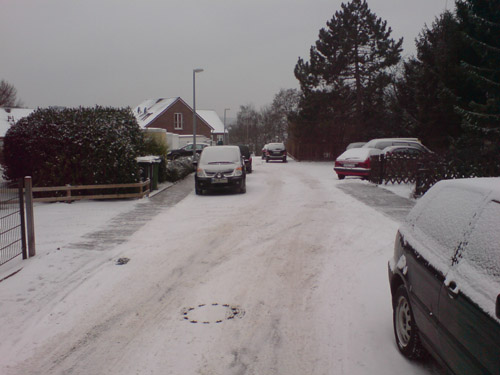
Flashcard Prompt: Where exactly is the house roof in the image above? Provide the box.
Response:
[0,108,35,137]
[132,97,180,128]
[133,97,219,133]
[196,110,226,134]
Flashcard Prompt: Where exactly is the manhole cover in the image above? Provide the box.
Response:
[181,303,245,324]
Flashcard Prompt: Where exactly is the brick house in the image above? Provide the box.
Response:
[133,97,214,141]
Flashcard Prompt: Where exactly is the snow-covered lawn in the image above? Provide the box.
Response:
[0,161,441,375]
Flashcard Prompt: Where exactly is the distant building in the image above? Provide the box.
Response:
[0,107,35,148]
[133,97,226,144]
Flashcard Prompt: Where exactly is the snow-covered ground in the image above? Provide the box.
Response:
[0,161,441,375]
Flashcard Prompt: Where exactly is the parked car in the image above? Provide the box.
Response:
[238,144,252,173]
[388,178,500,375]
[382,145,429,157]
[194,146,246,195]
[346,142,366,150]
[362,138,431,153]
[167,143,210,160]
[333,147,382,180]
[265,143,287,163]
[261,144,269,159]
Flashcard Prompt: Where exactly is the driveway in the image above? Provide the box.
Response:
[0,161,441,375]
[336,180,416,222]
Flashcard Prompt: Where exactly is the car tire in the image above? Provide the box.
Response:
[195,183,203,195]
[239,181,246,194]
[393,285,425,359]
[338,175,345,180]
[266,157,269,163]
[283,157,287,163]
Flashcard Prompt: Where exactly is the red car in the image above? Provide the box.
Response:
[333,148,381,180]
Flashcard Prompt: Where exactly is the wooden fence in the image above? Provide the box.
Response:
[30,179,151,203]
[287,140,344,161]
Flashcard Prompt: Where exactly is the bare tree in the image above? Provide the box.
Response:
[0,80,23,107]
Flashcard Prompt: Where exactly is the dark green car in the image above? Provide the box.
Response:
[388,178,500,374]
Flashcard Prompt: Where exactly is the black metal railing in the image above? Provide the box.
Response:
[369,152,500,197]
[0,179,27,266]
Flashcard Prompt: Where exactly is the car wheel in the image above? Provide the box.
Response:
[239,180,246,194]
[283,157,287,163]
[195,183,203,195]
[393,285,424,359]
[338,175,345,180]
[266,157,269,163]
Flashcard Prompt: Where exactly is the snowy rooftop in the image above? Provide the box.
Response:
[133,97,179,128]
[0,107,35,137]
[197,110,226,134]
[132,98,223,134]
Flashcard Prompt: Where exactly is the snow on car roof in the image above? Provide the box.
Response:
[336,147,381,160]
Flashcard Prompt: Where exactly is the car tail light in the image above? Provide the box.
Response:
[358,158,370,169]
[334,161,341,167]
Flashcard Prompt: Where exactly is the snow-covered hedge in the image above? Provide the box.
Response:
[165,157,194,182]
[2,106,145,186]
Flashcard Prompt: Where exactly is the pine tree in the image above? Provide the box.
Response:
[455,0,500,147]
[294,0,402,141]
[390,12,464,152]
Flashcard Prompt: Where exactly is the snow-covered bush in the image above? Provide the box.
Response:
[2,106,145,186]
[165,157,194,182]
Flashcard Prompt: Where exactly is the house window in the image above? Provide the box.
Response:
[174,113,183,130]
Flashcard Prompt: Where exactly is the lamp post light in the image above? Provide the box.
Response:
[223,108,230,145]
[192,68,204,159]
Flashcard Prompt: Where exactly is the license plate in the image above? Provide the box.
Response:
[212,178,228,184]
[344,163,356,168]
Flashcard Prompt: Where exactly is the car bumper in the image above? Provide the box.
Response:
[196,176,245,190]
[333,167,370,177]
[267,154,286,159]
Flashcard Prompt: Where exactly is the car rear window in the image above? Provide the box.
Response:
[268,143,285,150]
[200,147,240,163]
[409,186,485,266]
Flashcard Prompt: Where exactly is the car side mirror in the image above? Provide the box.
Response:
[496,294,500,319]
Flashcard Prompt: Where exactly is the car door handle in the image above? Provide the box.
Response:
[447,281,459,298]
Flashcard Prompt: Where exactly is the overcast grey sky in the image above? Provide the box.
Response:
[1,0,448,120]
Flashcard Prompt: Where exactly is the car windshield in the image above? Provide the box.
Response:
[200,147,240,164]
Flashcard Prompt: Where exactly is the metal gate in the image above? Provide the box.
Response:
[0,179,27,266]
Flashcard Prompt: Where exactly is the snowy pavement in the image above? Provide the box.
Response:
[0,160,443,375]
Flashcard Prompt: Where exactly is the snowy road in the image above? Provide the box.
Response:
[0,160,442,374]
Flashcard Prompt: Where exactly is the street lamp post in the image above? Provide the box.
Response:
[223,108,230,145]
[192,68,204,159]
